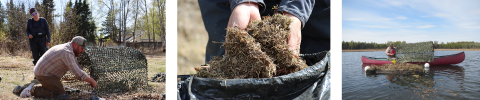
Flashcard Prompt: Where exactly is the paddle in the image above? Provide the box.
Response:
[395,41,435,63]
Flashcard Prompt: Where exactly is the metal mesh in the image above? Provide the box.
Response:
[61,47,148,94]
[396,41,434,63]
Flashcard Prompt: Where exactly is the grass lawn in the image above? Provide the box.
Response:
[0,52,166,99]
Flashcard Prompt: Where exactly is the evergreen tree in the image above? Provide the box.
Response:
[0,1,5,33]
[41,0,55,36]
[41,0,55,23]
[99,11,118,41]
[59,0,77,43]
[73,0,96,43]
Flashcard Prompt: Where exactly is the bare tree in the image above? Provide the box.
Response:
[143,0,150,44]
[132,0,139,47]
[156,0,165,49]
[121,0,130,46]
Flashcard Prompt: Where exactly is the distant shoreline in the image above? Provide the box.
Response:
[342,49,480,52]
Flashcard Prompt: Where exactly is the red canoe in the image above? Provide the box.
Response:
[361,52,465,65]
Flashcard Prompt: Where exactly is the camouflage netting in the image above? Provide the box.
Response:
[61,47,148,94]
[196,13,308,79]
[396,41,434,63]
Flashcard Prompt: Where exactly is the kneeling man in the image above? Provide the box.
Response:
[14,36,97,99]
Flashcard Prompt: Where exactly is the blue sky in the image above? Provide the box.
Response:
[0,0,101,26]
[343,0,480,43]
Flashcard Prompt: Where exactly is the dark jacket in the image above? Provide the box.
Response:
[26,17,51,43]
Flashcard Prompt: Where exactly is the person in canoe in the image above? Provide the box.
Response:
[385,43,397,61]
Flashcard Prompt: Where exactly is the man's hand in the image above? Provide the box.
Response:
[46,42,50,46]
[194,65,210,71]
[29,34,33,39]
[84,77,98,88]
[284,12,302,56]
[227,2,261,29]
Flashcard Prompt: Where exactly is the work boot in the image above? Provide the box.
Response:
[12,85,24,96]
[20,83,35,98]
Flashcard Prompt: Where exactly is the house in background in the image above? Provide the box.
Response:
[124,30,163,49]
[124,30,162,43]
[99,30,164,50]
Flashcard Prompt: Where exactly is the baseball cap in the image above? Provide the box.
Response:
[72,36,87,50]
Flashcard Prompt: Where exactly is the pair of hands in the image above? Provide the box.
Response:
[29,34,50,46]
[227,2,302,56]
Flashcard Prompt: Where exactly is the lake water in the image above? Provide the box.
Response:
[343,51,480,100]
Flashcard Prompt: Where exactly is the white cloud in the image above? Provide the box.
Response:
[396,16,407,19]
[344,18,364,21]
[342,8,407,28]
[417,25,435,28]
[363,25,389,28]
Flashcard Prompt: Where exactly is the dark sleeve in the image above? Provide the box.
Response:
[299,0,330,54]
[43,18,51,43]
[26,19,32,37]
[277,0,316,28]
[229,0,265,13]
[198,0,231,63]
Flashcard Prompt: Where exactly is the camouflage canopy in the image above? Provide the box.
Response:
[62,47,148,94]
[395,41,434,63]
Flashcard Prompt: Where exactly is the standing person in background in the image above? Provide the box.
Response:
[385,43,397,61]
[26,8,51,66]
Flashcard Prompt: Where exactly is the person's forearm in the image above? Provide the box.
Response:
[26,20,31,36]
[64,53,89,80]
[47,32,51,43]
[45,20,51,42]
[385,48,390,55]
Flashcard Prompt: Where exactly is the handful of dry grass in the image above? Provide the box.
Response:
[196,14,308,79]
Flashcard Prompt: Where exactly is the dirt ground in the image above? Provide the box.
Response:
[177,0,208,75]
[0,52,166,99]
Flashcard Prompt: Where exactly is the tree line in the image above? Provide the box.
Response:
[343,41,480,49]
[97,0,165,48]
[0,0,165,55]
